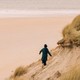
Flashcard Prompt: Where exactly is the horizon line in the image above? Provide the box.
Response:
[0,9,80,17]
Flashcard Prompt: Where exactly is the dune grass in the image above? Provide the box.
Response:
[9,66,27,80]
[62,25,80,41]
[72,15,80,31]
[61,15,80,46]
[13,66,27,77]
[60,66,80,80]
[62,24,72,41]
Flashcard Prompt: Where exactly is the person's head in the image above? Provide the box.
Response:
[44,44,48,48]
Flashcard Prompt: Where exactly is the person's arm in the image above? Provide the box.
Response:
[47,49,52,56]
[39,49,42,54]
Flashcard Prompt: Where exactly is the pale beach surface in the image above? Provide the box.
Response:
[0,14,78,80]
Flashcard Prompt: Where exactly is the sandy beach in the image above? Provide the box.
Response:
[0,14,78,80]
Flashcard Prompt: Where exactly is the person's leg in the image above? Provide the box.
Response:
[42,60,46,66]
[42,60,44,64]
[41,60,47,68]
[42,60,44,68]
[42,60,47,65]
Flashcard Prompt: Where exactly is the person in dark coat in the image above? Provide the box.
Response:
[39,44,52,66]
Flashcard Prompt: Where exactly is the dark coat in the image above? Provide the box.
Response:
[39,47,52,61]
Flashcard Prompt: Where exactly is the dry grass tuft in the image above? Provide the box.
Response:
[9,66,29,80]
[58,15,80,47]
[13,66,27,77]
[60,66,80,80]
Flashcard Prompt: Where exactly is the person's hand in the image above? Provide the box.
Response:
[50,53,52,57]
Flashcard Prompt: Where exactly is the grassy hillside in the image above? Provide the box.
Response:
[58,15,80,47]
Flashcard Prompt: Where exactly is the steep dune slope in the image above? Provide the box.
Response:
[9,46,80,80]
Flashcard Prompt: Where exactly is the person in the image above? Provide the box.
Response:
[39,44,52,66]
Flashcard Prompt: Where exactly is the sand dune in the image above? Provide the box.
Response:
[8,15,80,80]
[8,46,80,80]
